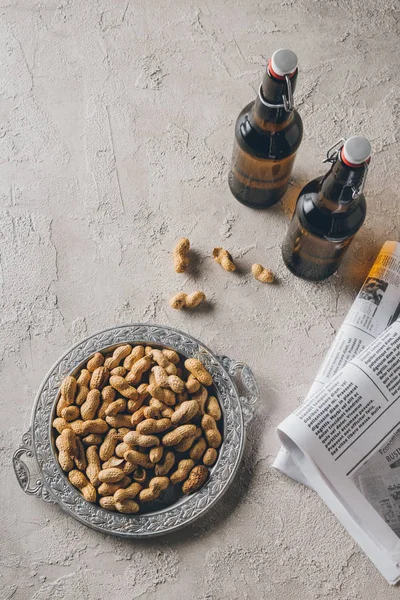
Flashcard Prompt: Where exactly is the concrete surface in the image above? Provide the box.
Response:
[1,0,400,598]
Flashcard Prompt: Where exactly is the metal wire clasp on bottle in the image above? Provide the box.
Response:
[323,137,369,199]
[258,74,294,113]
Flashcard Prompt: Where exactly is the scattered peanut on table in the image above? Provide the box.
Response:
[169,291,206,310]
[53,343,222,514]
[251,263,275,283]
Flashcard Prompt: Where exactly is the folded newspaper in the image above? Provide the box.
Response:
[275,241,400,584]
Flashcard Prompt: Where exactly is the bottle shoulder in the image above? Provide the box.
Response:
[296,186,367,240]
[234,103,303,159]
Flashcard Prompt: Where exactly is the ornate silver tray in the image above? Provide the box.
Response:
[13,324,258,538]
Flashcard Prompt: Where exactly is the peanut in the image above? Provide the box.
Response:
[149,446,164,464]
[162,424,197,446]
[56,429,77,471]
[203,448,218,467]
[175,428,202,452]
[125,356,152,385]
[185,358,213,386]
[80,389,101,421]
[130,406,147,427]
[90,366,109,390]
[123,345,145,370]
[206,396,221,421]
[116,499,140,513]
[115,442,131,457]
[139,476,169,502]
[110,366,127,377]
[149,398,174,418]
[186,374,201,393]
[86,446,102,486]
[170,291,206,309]
[147,348,169,368]
[99,428,119,461]
[104,345,132,371]
[114,482,142,503]
[136,418,172,435]
[192,385,208,414]
[155,451,175,476]
[201,414,222,449]
[98,386,116,419]
[123,430,160,448]
[99,496,117,511]
[61,405,80,422]
[189,437,207,462]
[53,417,70,434]
[124,449,153,469]
[61,375,77,403]
[109,375,138,400]
[98,467,126,483]
[74,437,87,471]
[75,370,90,405]
[152,366,185,393]
[251,263,274,283]
[165,362,177,375]
[143,405,161,419]
[170,459,195,484]
[147,383,176,406]
[171,400,199,426]
[117,427,131,440]
[70,420,86,436]
[127,383,149,413]
[163,348,180,364]
[81,418,108,435]
[68,469,97,502]
[123,459,137,474]
[213,247,236,271]
[173,237,190,273]
[87,352,105,373]
[82,434,103,446]
[106,414,132,429]
[182,465,208,494]
[57,375,77,416]
[98,476,131,496]
[105,398,127,416]
[77,369,91,387]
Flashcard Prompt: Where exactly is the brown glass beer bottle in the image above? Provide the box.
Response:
[282,136,371,281]
[228,49,303,208]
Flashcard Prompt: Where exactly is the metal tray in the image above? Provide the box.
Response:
[13,324,258,538]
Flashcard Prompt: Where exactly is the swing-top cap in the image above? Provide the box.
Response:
[341,136,371,168]
[269,49,298,79]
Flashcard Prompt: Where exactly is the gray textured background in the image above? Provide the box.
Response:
[2,0,400,598]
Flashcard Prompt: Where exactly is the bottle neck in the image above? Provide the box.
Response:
[252,67,298,127]
[317,157,366,205]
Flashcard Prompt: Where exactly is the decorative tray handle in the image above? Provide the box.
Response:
[13,429,54,503]
[217,356,259,427]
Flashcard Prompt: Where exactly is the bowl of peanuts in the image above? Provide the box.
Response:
[13,324,258,537]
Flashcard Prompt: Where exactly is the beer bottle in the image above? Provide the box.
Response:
[228,49,303,208]
[282,136,371,281]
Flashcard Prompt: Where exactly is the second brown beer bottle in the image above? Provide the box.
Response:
[228,49,303,208]
[282,136,371,281]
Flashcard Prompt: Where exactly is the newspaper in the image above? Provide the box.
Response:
[276,242,400,584]
[274,241,400,485]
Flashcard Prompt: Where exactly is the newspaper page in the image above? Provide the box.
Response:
[277,319,400,584]
[274,241,400,485]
